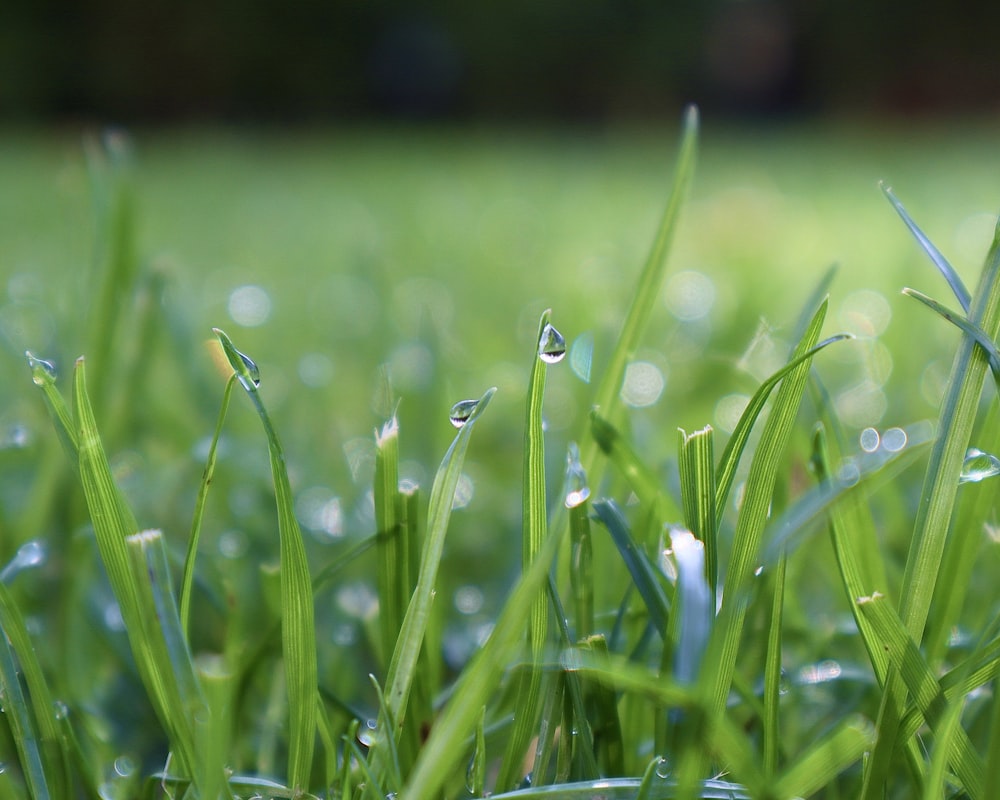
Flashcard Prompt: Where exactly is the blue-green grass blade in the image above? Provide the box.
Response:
[498,310,557,791]
[857,593,985,798]
[377,386,496,777]
[678,426,717,605]
[486,777,752,800]
[401,507,565,800]
[374,414,403,671]
[568,493,594,640]
[714,333,851,528]
[902,287,1000,385]
[864,217,1000,800]
[181,373,236,640]
[213,328,317,794]
[0,595,51,800]
[0,581,69,799]
[702,299,828,720]
[469,706,487,797]
[593,499,670,637]
[762,550,787,777]
[770,714,875,799]
[882,183,971,311]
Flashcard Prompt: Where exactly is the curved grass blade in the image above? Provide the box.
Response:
[882,183,971,311]
[713,332,851,528]
[375,385,496,780]
[180,373,236,640]
[213,328,317,794]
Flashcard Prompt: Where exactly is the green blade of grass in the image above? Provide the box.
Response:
[678,426,717,605]
[770,714,875,799]
[762,550,787,777]
[213,328,317,794]
[376,385,496,779]
[26,353,78,457]
[374,413,403,671]
[498,310,558,791]
[863,217,1000,800]
[857,592,985,798]
[486,777,752,800]
[180,373,236,640]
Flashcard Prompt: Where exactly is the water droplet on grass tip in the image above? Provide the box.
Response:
[357,718,378,747]
[26,352,57,386]
[235,350,261,390]
[449,399,479,428]
[960,448,1000,484]
[538,322,566,363]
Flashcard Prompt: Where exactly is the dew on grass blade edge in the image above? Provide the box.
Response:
[959,447,1000,484]
[564,441,591,508]
[26,351,57,386]
[212,327,261,390]
[449,398,479,428]
[538,321,567,363]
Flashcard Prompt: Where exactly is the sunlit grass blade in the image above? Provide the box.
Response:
[498,310,558,791]
[882,182,971,311]
[678,426,717,603]
[858,592,985,798]
[377,385,496,780]
[701,299,829,720]
[863,217,1000,800]
[213,328,317,793]
[713,332,850,528]
[770,714,875,799]
[180,373,236,639]
[592,499,670,637]
[401,511,566,800]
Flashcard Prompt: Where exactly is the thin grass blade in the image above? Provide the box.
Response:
[762,550,786,777]
[677,426,717,604]
[770,714,875,799]
[374,413,403,670]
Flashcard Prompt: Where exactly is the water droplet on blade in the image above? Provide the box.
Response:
[235,350,261,390]
[26,352,57,386]
[449,399,479,428]
[564,441,591,508]
[960,448,1000,484]
[538,322,566,364]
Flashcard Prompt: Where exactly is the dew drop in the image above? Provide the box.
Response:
[881,427,907,452]
[654,756,671,779]
[564,441,591,509]
[357,718,378,747]
[0,539,46,583]
[235,350,261,390]
[538,322,567,364]
[26,351,57,386]
[960,448,1000,484]
[859,427,880,453]
[114,755,136,778]
[449,399,479,428]
[53,700,69,720]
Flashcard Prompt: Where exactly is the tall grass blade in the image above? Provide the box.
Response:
[374,413,403,671]
[770,714,875,799]
[762,550,786,777]
[677,426,717,604]
[863,217,1000,800]
[498,310,558,791]
[378,385,496,779]
[213,328,317,793]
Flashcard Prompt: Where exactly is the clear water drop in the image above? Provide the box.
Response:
[960,448,1000,484]
[538,322,566,364]
[859,427,880,453]
[449,399,479,428]
[113,756,136,777]
[654,756,671,779]
[564,441,591,508]
[53,700,69,720]
[0,540,46,583]
[357,718,378,747]
[881,426,907,452]
[235,350,261,390]
[26,351,57,386]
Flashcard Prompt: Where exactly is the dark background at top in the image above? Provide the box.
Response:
[3,0,999,123]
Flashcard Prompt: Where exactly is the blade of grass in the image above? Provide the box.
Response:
[770,714,875,799]
[180,373,236,640]
[678,426,717,606]
[374,413,403,672]
[497,310,559,791]
[375,385,496,781]
[863,217,1000,800]
[762,549,787,778]
[486,776,752,800]
[213,328,317,794]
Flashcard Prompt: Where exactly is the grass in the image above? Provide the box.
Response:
[3,109,1000,798]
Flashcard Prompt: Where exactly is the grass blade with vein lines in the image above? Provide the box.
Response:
[497,310,558,791]
[377,385,496,782]
[863,217,1000,800]
[374,414,403,671]
[678,426,717,604]
[213,328,317,794]
[857,593,985,798]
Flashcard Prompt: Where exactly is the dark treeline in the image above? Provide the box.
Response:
[3,0,999,123]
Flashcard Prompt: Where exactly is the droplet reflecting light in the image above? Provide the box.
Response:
[538,322,567,363]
